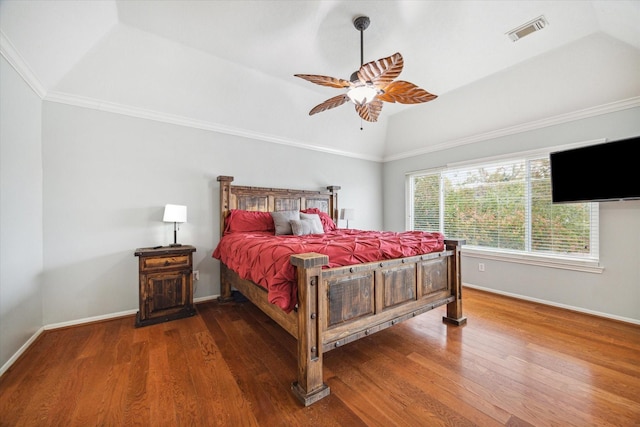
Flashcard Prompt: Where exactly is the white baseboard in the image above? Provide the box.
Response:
[43,294,220,331]
[43,309,138,331]
[0,326,44,377]
[463,283,640,326]
[194,295,219,303]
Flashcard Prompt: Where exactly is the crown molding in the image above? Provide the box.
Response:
[0,30,47,98]
[383,96,640,162]
[43,90,382,162]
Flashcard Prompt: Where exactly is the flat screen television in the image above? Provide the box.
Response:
[550,136,640,203]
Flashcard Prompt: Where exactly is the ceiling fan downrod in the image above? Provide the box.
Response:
[353,16,371,130]
[353,16,370,67]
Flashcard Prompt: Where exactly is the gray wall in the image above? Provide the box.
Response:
[383,107,640,322]
[0,57,44,369]
[40,102,382,325]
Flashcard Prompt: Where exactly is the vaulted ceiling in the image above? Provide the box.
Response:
[1,1,639,161]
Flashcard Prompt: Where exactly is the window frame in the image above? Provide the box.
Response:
[405,142,605,273]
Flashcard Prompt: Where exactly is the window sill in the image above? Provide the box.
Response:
[462,247,604,274]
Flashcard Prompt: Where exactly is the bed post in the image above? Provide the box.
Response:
[217,175,234,302]
[290,252,330,406]
[443,239,467,326]
[326,186,340,226]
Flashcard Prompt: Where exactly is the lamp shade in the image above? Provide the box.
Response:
[340,208,355,221]
[163,204,187,223]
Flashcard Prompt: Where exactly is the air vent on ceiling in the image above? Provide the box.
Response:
[507,15,549,42]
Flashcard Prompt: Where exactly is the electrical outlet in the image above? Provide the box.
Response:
[478,263,485,272]
[193,270,199,281]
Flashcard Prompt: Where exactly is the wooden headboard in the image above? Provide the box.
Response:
[217,176,340,235]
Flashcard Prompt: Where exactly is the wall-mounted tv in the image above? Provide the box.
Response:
[550,136,640,203]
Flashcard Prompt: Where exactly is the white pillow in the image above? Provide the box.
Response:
[299,213,325,234]
[290,218,324,236]
[270,210,300,235]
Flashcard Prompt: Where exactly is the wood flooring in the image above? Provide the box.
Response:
[1,287,639,426]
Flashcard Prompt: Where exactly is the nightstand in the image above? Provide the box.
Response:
[134,245,197,327]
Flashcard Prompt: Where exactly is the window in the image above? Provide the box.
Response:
[407,152,600,271]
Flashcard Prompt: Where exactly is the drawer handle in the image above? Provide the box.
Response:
[164,261,170,266]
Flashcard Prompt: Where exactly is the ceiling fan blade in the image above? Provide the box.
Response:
[294,74,352,89]
[355,99,383,122]
[309,94,349,115]
[356,52,404,87]
[376,80,438,104]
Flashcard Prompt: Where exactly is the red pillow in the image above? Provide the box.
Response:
[224,210,275,234]
[301,208,337,232]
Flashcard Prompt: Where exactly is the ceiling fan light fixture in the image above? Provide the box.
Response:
[347,85,378,104]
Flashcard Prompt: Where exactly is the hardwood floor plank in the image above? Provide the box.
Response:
[189,329,259,426]
[121,340,151,426]
[0,331,58,425]
[468,297,640,378]
[64,318,124,426]
[147,336,178,425]
[429,331,623,426]
[369,336,508,426]
[412,338,612,425]
[177,309,260,425]
[11,327,90,426]
[164,327,202,425]
[324,364,406,427]
[332,341,482,427]
[47,356,93,426]
[457,296,640,402]
[1,288,638,426]
[199,302,296,425]
[98,360,130,426]
[458,339,636,426]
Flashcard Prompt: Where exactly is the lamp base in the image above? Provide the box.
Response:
[169,243,183,247]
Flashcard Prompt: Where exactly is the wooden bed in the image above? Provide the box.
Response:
[215,176,466,405]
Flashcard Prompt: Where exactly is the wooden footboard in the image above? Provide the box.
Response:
[215,176,466,406]
[288,238,465,405]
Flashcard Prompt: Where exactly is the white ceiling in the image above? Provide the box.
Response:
[1,1,639,161]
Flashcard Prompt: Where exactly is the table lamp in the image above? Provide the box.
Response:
[163,204,187,247]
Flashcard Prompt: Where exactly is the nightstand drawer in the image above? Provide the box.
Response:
[141,254,191,271]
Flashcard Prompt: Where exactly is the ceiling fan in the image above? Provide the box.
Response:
[294,16,437,124]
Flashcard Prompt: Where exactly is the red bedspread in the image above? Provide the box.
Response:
[212,229,445,313]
